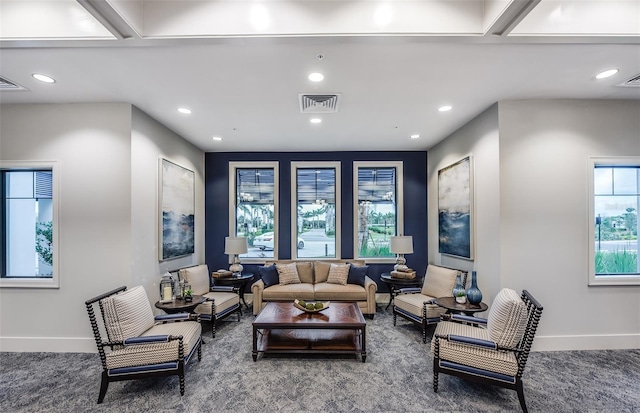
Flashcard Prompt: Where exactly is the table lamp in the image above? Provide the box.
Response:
[225,236,248,275]
[390,235,413,272]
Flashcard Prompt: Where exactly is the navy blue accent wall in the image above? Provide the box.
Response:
[205,151,427,292]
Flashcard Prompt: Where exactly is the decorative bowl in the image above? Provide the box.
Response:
[293,299,330,313]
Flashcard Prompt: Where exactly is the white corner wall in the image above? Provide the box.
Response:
[498,99,640,351]
[428,104,502,309]
[0,103,132,352]
[130,106,205,310]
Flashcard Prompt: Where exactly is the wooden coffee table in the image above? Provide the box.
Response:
[252,302,367,362]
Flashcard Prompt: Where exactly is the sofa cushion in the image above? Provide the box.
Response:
[102,286,155,343]
[487,288,528,348]
[314,282,367,301]
[422,265,459,298]
[179,264,210,296]
[327,263,350,285]
[276,262,301,285]
[314,261,331,283]
[258,264,279,288]
[295,262,314,284]
[262,283,315,301]
[347,264,368,287]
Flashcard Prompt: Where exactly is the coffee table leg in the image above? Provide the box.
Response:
[252,326,258,362]
[361,327,367,363]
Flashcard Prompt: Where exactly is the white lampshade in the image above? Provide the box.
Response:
[390,235,413,254]
[224,236,248,254]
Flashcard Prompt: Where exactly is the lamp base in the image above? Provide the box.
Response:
[229,263,243,276]
[394,264,410,272]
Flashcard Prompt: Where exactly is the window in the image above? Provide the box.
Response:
[588,157,640,286]
[291,162,341,259]
[353,161,404,261]
[1,161,59,288]
[229,162,278,261]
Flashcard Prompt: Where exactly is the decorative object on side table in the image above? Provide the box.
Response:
[466,270,483,305]
[159,271,175,303]
[212,269,233,279]
[390,269,416,279]
[455,291,467,304]
[390,235,413,272]
[184,287,193,302]
[451,273,466,299]
[225,236,248,275]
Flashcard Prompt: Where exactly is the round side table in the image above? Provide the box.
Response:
[154,295,205,314]
[380,272,424,310]
[432,296,488,317]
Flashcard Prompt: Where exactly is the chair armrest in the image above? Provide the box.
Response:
[123,335,176,345]
[211,286,238,293]
[448,334,497,350]
[155,313,195,322]
[444,314,488,325]
[397,287,421,294]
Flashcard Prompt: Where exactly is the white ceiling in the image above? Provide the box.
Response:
[1,0,639,152]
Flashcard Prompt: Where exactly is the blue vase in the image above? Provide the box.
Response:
[452,274,465,298]
[466,271,483,305]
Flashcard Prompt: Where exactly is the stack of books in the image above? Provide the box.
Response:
[212,269,233,279]
[390,268,416,279]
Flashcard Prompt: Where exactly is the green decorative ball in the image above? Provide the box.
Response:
[314,302,324,309]
[306,303,315,311]
[298,300,306,307]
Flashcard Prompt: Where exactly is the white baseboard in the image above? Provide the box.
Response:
[532,333,640,351]
[0,336,96,353]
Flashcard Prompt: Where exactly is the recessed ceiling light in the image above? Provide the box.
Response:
[212,136,222,141]
[308,72,324,82]
[410,134,420,139]
[32,73,55,83]
[439,105,453,112]
[595,69,619,80]
[178,107,191,114]
[310,118,322,124]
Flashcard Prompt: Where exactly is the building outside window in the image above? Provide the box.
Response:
[291,162,340,259]
[589,157,639,285]
[1,161,59,288]
[354,161,404,261]
[229,162,278,261]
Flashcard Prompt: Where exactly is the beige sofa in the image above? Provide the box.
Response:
[251,260,377,318]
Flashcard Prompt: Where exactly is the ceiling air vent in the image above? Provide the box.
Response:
[299,93,341,113]
[618,73,640,87]
[0,76,28,91]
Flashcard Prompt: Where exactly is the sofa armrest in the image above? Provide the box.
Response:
[251,279,265,315]
[363,276,377,315]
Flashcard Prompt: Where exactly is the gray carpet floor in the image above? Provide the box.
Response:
[1,307,639,413]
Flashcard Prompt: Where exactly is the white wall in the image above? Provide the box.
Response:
[498,99,640,351]
[428,104,502,309]
[0,103,204,352]
[130,106,205,311]
[0,103,132,352]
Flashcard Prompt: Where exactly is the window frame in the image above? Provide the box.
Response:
[291,161,341,260]
[587,156,640,286]
[0,160,60,289]
[353,161,404,263]
[228,161,279,263]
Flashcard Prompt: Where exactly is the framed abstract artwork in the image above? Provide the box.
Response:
[438,155,473,260]
[159,158,195,261]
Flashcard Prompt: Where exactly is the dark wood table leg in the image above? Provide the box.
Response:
[361,326,367,363]
[386,286,397,310]
[252,326,258,362]
[239,283,250,309]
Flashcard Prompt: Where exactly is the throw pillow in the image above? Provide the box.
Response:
[487,288,529,348]
[326,263,350,285]
[314,261,331,283]
[103,285,155,342]
[258,264,279,288]
[276,262,301,285]
[347,264,368,287]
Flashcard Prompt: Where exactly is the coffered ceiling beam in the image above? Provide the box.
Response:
[485,0,541,37]
[77,0,140,40]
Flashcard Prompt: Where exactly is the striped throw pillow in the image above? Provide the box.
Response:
[326,263,350,285]
[277,262,301,285]
[487,288,528,348]
[103,286,155,342]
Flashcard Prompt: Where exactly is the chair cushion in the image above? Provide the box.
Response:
[327,263,350,285]
[105,320,201,370]
[102,286,155,343]
[262,283,315,300]
[314,261,331,283]
[487,288,528,348]
[422,265,459,298]
[347,264,368,287]
[394,293,447,319]
[276,263,301,285]
[196,291,240,315]
[258,264,279,288]
[179,264,210,296]
[431,321,519,377]
[313,282,367,301]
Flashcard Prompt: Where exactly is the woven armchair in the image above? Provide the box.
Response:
[431,289,543,413]
[393,265,468,343]
[85,285,202,404]
[179,264,241,337]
